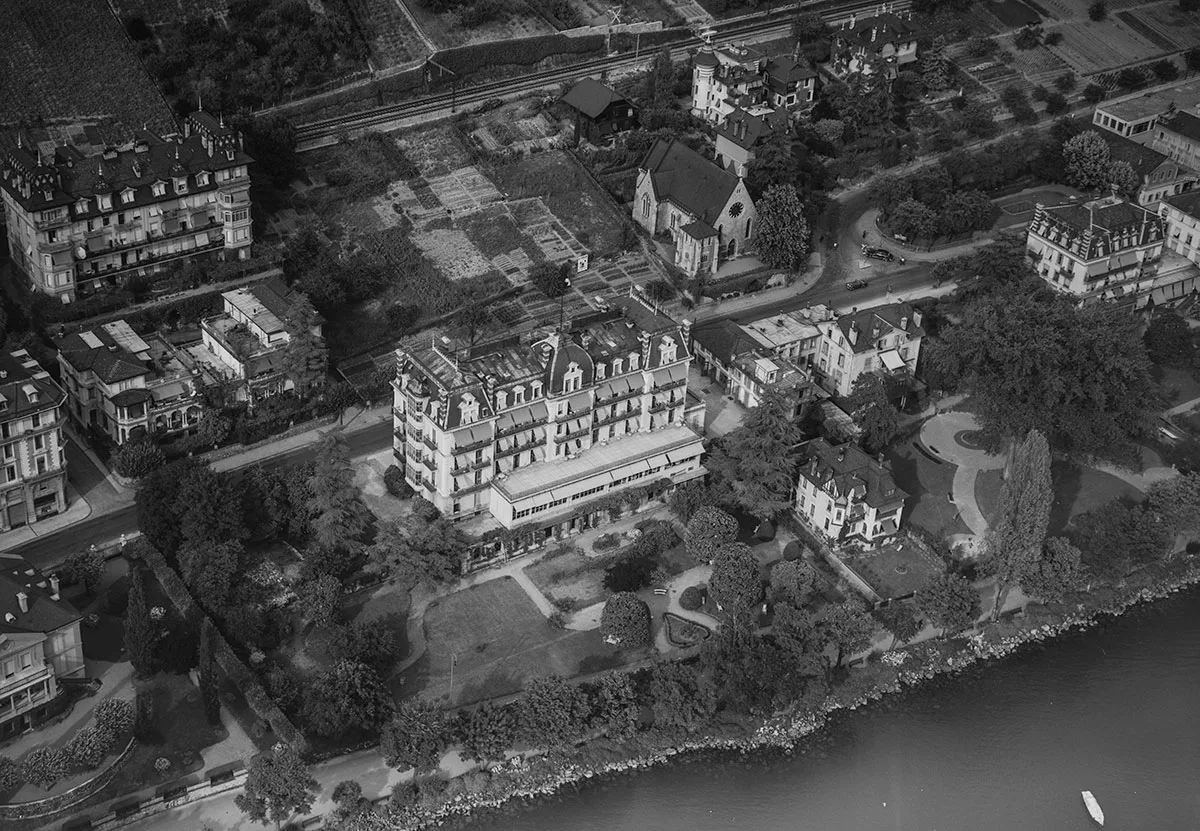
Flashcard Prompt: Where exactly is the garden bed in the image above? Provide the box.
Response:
[663,612,711,648]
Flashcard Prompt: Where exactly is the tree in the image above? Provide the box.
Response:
[875,603,921,647]
[368,515,466,585]
[0,755,20,793]
[236,742,318,830]
[792,11,828,43]
[918,572,980,634]
[331,620,398,674]
[302,660,394,737]
[589,671,639,737]
[330,780,369,823]
[1088,0,1106,19]
[648,661,717,732]
[985,429,1052,620]
[928,291,1155,461]
[195,411,232,448]
[1107,160,1140,197]
[174,464,248,550]
[179,538,244,610]
[889,198,938,241]
[1082,83,1107,104]
[769,559,817,607]
[817,600,877,670]
[870,174,914,219]
[65,725,115,770]
[1000,84,1036,123]
[845,374,900,454]
[380,700,451,772]
[706,389,804,519]
[1073,500,1172,579]
[1187,46,1200,72]
[643,48,676,112]
[94,699,135,736]
[62,548,105,595]
[456,702,515,762]
[112,439,167,479]
[198,618,222,726]
[685,506,739,563]
[279,293,328,393]
[20,747,68,790]
[754,184,811,271]
[1054,73,1077,93]
[124,567,157,678]
[1150,59,1179,82]
[528,260,571,299]
[667,479,709,524]
[297,575,342,628]
[308,432,371,559]
[517,676,590,747]
[708,543,763,617]
[1144,312,1196,367]
[1063,130,1111,190]
[962,99,998,138]
[921,49,949,91]
[1021,537,1083,602]
[812,118,846,145]
[599,592,651,647]
[746,129,801,196]
[1147,473,1200,538]
[939,189,993,236]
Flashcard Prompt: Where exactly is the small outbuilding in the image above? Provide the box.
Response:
[560,77,639,145]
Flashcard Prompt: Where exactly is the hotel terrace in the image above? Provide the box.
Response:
[393,295,706,563]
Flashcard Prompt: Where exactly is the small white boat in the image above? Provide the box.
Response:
[1081,790,1105,826]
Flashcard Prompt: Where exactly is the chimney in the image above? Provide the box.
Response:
[49,575,60,600]
[837,447,846,462]
[912,309,923,329]
[16,592,28,614]
[900,314,908,330]
[681,318,693,343]
[847,321,859,346]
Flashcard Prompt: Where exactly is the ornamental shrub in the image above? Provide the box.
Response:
[94,698,136,736]
[112,440,167,479]
[20,747,69,790]
[679,584,705,611]
[600,592,651,648]
[0,756,21,793]
[65,726,116,770]
[383,465,413,498]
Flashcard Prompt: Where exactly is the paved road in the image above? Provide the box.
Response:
[6,420,395,570]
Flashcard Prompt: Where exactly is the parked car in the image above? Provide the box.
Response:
[863,245,905,264]
[845,279,869,290]
[1157,416,1184,445]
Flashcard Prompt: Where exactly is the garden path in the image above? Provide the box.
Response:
[1166,393,1200,416]
[919,412,1006,542]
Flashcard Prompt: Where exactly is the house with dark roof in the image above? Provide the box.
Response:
[0,110,253,303]
[199,278,326,403]
[1152,110,1200,175]
[1099,131,1197,207]
[813,303,925,398]
[794,437,908,544]
[691,42,817,125]
[691,318,825,415]
[56,319,218,445]
[829,11,918,80]
[0,550,84,739]
[560,78,638,145]
[0,350,68,532]
[1027,194,1200,307]
[1160,189,1200,268]
[714,107,790,177]
[634,139,757,276]
[392,294,705,558]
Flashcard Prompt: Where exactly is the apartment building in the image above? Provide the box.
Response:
[1026,195,1200,307]
[199,278,326,403]
[393,295,706,559]
[1101,131,1197,207]
[0,551,85,739]
[56,320,216,445]
[0,111,252,303]
[1092,80,1200,144]
[829,11,918,80]
[0,350,68,532]
[1160,190,1200,267]
[1152,110,1200,172]
[691,43,815,125]
[813,303,925,398]
[794,438,907,545]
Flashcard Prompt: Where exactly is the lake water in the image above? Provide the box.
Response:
[465,587,1200,831]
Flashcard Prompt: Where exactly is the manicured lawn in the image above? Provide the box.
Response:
[402,577,620,706]
[525,545,611,611]
[976,461,1146,536]
[886,439,972,539]
[842,541,943,601]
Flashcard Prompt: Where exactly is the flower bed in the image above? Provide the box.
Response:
[663,613,711,648]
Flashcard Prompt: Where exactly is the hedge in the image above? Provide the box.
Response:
[434,34,606,78]
[136,544,309,756]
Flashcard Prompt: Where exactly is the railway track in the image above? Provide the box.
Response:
[292,0,909,147]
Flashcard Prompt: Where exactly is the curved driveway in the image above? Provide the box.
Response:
[918,412,1006,540]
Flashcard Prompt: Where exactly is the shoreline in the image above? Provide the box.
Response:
[390,555,1200,830]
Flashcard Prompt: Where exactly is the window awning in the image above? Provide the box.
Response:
[662,363,687,383]
[879,350,905,371]
[497,406,530,432]
[568,392,591,412]
[51,249,73,266]
[455,424,490,448]
[666,448,694,465]
[646,454,670,470]
[86,235,106,253]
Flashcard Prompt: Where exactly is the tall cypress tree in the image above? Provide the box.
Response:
[986,429,1052,619]
[124,567,156,678]
[198,618,221,725]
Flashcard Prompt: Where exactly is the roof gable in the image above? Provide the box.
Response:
[640,139,743,225]
[561,78,629,119]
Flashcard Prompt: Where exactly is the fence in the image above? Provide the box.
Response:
[0,738,137,824]
[58,764,248,831]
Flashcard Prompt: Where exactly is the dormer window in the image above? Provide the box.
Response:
[660,336,678,364]
[513,386,526,405]
[459,393,479,424]
[629,352,640,371]
[613,358,623,375]
[563,362,583,393]
[121,188,136,204]
[531,381,543,399]
[151,181,166,198]
[75,198,89,215]
[596,362,606,380]
[173,177,188,194]
[98,195,111,212]
[196,171,210,186]
[496,390,508,410]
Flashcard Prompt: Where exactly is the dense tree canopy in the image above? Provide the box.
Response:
[380,700,451,773]
[707,390,804,519]
[708,543,763,617]
[754,184,812,271]
[926,290,1156,461]
[685,506,739,563]
[986,430,1052,619]
[1144,312,1195,367]
[1020,536,1083,602]
[600,592,652,648]
[1072,500,1172,578]
[845,374,901,454]
[517,676,591,747]
[235,742,318,829]
[918,572,980,633]
[302,660,393,737]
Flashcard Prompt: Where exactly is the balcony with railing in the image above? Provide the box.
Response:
[75,238,225,284]
[596,385,644,406]
[453,436,492,455]
[495,436,544,458]
[554,424,591,444]
[451,457,491,476]
[594,406,641,428]
[452,479,491,497]
[652,377,688,393]
[650,398,681,414]
[496,416,547,439]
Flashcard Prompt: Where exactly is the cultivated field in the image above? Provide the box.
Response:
[1046,18,1171,75]
[358,0,432,68]
[107,0,227,24]
[1123,2,1200,53]
[404,4,556,49]
[1027,0,1149,20]
[0,0,175,137]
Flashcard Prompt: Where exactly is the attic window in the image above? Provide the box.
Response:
[152,181,166,198]
[629,352,640,371]
[496,390,508,410]
[121,188,136,204]
[460,394,479,424]
[613,358,623,375]
[196,171,210,186]
[531,381,543,399]
[563,362,583,393]
[173,177,188,194]
[75,198,89,215]
[660,336,678,364]
[98,195,112,212]
[513,385,526,405]
[596,362,606,380]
